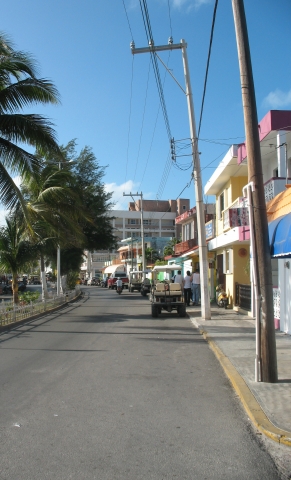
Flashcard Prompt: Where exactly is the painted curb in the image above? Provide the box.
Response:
[191,318,291,448]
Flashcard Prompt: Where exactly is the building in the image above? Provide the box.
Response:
[112,198,190,242]
[82,198,190,279]
[204,110,291,325]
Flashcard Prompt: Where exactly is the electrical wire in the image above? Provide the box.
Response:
[197,0,219,140]
[167,0,173,38]
[124,55,135,184]
[133,57,151,182]
[122,0,134,40]
[139,0,172,141]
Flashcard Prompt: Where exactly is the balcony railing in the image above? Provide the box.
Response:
[264,177,291,203]
[174,238,197,255]
[223,207,249,230]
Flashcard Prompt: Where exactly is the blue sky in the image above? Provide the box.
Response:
[1,0,291,217]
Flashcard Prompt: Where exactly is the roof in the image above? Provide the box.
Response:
[267,185,291,222]
[152,264,183,272]
[103,264,126,274]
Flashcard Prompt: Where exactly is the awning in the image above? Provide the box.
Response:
[269,212,291,258]
[103,264,125,274]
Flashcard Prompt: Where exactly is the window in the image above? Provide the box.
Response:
[143,219,151,225]
[219,192,224,219]
[130,219,136,225]
[223,249,233,274]
[183,205,186,210]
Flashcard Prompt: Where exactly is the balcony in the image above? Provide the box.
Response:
[264,177,291,203]
[174,238,198,255]
[223,207,249,230]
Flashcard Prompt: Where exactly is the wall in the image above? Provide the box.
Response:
[231,177,248,202]
[279,259,291,334]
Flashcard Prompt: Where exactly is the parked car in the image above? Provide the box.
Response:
[3,282,27,294]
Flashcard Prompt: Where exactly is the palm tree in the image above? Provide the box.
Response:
[19,161,86,298]
[0,32,62,215]
[0,215,37,304]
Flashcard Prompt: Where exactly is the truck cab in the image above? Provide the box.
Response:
[107,272,129,290]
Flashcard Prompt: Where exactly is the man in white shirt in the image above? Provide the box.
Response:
[192,269,200,305]
[183,270,192,306]
[174,270,184,289]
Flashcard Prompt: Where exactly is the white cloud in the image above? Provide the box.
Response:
[105,180,140,210]
[172,0,212,10]
[0,209,7,227]
[105,180,154,210]
[0,176,22,226]
[263,89,291,109]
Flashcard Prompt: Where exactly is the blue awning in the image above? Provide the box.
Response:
[269,212,291,258]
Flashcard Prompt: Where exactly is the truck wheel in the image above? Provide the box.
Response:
[151,305,159,318]
[178,305,186,317]
[141,290,146,296]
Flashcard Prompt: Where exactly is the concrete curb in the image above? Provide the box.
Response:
[190,317,291,448]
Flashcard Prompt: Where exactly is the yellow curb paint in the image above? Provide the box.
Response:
[195,323,291,448]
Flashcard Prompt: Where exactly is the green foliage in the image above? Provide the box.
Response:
[19,290,40,303]
[66,270,79,290]
[60,140,117,252]
[154,260,168,266]
[0,31,62,215]
[145,247,160,263]
[163,238,180,256]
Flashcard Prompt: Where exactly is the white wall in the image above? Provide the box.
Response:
[279,259,291,334]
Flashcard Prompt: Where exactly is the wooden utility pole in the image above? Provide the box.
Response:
[232,0,277,382]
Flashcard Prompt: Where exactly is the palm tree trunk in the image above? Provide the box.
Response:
[40,255,49,299]
[12,273,19,305]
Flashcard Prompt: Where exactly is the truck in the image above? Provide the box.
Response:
[128,270,151,296]
[107,272,129,290]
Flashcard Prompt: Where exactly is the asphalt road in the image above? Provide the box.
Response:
[0,286,279,479]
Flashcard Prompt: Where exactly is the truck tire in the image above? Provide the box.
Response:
[178,305,186,317]
[151,305,159,318]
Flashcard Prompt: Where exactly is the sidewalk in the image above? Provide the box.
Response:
[187,304,291,447]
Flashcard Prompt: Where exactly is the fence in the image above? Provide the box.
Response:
[0,286,81,327]
[235,283,251,311]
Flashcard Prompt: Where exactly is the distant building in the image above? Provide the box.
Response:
[81,198,191,278]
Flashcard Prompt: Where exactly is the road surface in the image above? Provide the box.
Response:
[0,286,279,479]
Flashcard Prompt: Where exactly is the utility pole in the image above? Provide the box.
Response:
[123,192,146,273]
[131,39,211,319]
[232,0,277,382]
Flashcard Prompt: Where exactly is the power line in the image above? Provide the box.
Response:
[122,0,134,40]
[133,57,151,182]
[197,0,219,139]
[124,55,135,184]
[139,0,172,141]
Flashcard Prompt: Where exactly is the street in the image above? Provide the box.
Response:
[0,286,279,479]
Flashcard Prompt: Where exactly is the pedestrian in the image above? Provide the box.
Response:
[174,270,184,289]
[192,268,200,305]
[183,270,192,306]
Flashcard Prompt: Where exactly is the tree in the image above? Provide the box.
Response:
[19,161,85,297]
[0,32,62,216]
[0,215,37,304]
[60,140,117,253]
[163,238,180,257]
[145,247,160,264]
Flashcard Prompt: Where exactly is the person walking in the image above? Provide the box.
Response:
[183,271,192,306]
[192,268,200,305]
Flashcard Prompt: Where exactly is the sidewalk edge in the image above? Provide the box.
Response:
[190,317,291,448]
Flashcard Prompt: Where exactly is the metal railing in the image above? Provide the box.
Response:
[0,286,81,327]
